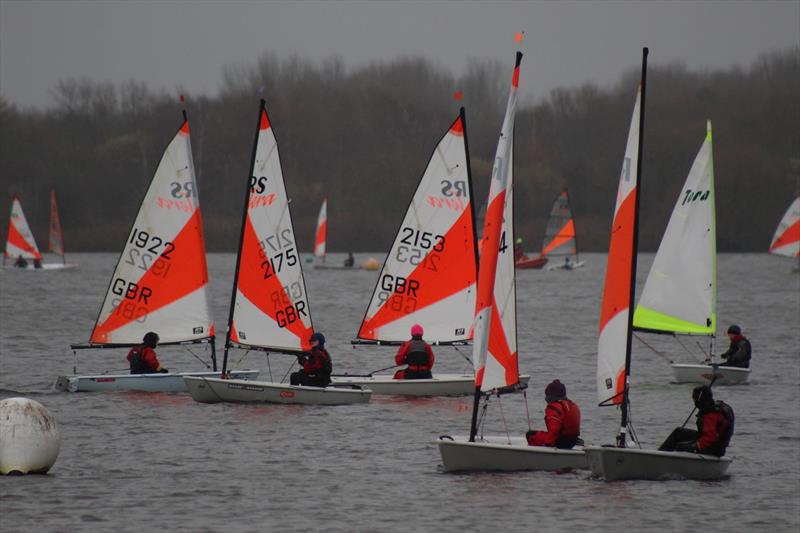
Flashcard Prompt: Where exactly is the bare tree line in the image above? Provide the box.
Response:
[1,47,797,253]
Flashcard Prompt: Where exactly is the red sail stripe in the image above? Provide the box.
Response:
[260,109,270,130]
[486,299,518,387]
[541,219,575,256]
[91,209,209,342]
[359,203,476,338]
[770,219,800,254]
[598,190,637,335]
[475,191,506,316]
[314,220,327,253]
[235,214,312,350]
[449,116,464,137]
[6,221,41,259]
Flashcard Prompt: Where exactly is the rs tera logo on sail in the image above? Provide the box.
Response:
[249,176,276,207]
[681,189,710,205]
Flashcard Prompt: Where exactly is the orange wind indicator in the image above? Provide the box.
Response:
[453,90,464,101]
[514,31,525,44]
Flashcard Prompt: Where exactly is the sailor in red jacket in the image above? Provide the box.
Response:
[393,324,435,379]
[127,332,168,374]
[659,385,735,457]
[290,332,332,388]
[526,380,582,449]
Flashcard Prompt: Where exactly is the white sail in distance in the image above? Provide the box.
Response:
[4,195,42,260]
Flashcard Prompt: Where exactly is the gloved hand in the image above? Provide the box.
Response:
[159,368,169,374]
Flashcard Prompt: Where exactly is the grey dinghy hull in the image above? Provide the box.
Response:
[183,376,372,405]
[670,363,751,385]
[437,435,587,472]
[331,373,531,397]
[54,370,260,393]
[584,445,732,481]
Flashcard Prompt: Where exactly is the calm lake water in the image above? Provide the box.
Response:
[1,252,798,532]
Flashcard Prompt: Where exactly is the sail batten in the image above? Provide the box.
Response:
[87,114,214,346]
[633,120,716,337]
[355,109,477,344]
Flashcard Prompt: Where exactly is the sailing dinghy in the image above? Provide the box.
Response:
[183,99,370,405]
[633,121,749,385]
[543,189,585,270]
[437,51,585,472]
[333,108,529,396]
[516,189,585,270]
[4,194,43,269]
[312,197,359,270]
[768,197,799,271]
[3,192,75,270]
[58,110,258,393]
[584,49,733,480]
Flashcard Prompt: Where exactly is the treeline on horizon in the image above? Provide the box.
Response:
[1,47,798,254]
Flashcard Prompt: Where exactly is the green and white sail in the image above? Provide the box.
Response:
[633,121,716,336]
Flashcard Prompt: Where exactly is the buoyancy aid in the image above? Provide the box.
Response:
[697,400,735,456]
[406,338,431,370]
[127,345,158,374]
[527,398,581,447]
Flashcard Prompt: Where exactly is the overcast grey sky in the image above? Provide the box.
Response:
[1,0,798,108]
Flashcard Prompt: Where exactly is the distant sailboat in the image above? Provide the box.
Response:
[768,197,799,270]
[334,107,530,396]
[584,49,733,481]
[633,121,749,385]
[437,51,582,472]
[58,109,258,392]
[183,99,370,405]
[4,194,42,268]
[313,197,359,270]
[516,188,585,270]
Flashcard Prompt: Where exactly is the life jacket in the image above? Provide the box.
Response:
[697,400,735,456]
[406,338,431,370]
[548,399,581,438]
[128,345,154,374]
[318,348,333,377]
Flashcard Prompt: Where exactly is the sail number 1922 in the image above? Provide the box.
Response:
[129,228,175,259]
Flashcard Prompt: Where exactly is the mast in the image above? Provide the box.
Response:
[221,100,265,376]
[618,47,648,447]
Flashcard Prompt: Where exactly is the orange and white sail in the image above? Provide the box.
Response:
[596,86,643,405]
[541,189,578,259]
[769,197,800,258]
[48,190,65,259]
[228,100,314,353]
[473,52,522,392]
[4,194,42,261]
[314,197,327,261]
[355,108,477,344]
[89,114,214,345]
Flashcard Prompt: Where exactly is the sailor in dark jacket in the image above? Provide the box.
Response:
[659,385,735,457]
[290,332,332,388]
[127,332,168,374]
[718,324,752,368]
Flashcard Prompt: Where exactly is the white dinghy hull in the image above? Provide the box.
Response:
[331,373,531,397]
[546,260,586,271]
[670,363,751,385]
[584,445,732,481]
[54,370,259,393]
[183,376,372,405]
[437,435,586,472]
